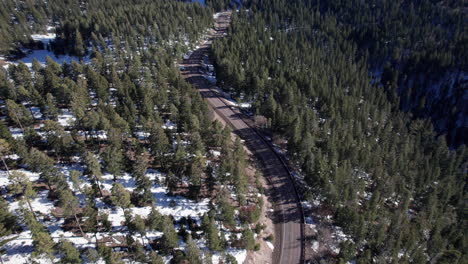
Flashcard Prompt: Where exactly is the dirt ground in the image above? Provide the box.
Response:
[244,174,275,264]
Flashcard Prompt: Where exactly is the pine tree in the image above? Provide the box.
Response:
[84,151,104,196]
[188,153,204,200]
[172,136,187,179]
[224,254,238,264]
[102,145,123,181]
[84,248,99,263]
[82,186,99,234]
[149,121,170,166]
[133,151,153,206]
[8,171,37,220]
[43,93,60,119]
[23,210,55,260]
[210,121,224,147]
[5,99,33,130]
[133,151,149,179]
[204,251,213,264]
[233,162,247,205]
[57,239,81,264]
[58,188,86,238]
[0,121,13,142]
[148,251,164,264]
[218,189,236,228]
[111,183,131,209]
[147,206,163,231]
[69,170,82,192]
[161,216,178,252]
[241,228,256,250]
[0,139,11,175]
[204,214,222,251]
[74,29,85,57]
[0,198,20,236]
[42,120,73,158]
[133,215,146,246]
[186,234,202,264]
[135,174,154,206]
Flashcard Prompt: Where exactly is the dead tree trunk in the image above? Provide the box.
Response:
[73,211,87,240]
[26,198,38,221]
[1,157,10,177]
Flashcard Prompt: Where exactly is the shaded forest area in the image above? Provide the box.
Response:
[211,0,467,263]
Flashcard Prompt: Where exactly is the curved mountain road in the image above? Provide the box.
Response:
[180,12,304,264]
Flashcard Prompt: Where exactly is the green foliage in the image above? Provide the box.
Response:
[148,251,165,264]
[57,239,81,264]
[218,189,236,228]
[202,213,223,251]
[241,228,256,250]
[69,170,82,191]
[206,0,234,12]
[133,215,146,237]
[147,206,163,231]
[102,145,124,180]
[5,99,33,129]
[84,248,99,263]
[0,1,253,263]
[148,121,170,166]
[265,234,274,242]
[161,216,178,252]
[133,152,154,206]
[185,234,202,264]
[111,183,132,209]
[224,254,238,264]
[0,198,20,236]
[23,210,55,260]
[212,0,468,261]
[84,152,102,180]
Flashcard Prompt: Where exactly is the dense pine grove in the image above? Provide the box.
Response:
[0,0,212,56]
[211,0,467,263]
[0,0,265,263]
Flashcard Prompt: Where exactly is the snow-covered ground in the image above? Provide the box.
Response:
[162,120,176,130]
[0,165,249,264]
[0,169,40,187]
[8,127,24,139]
[213,248,247,264]
[57,109,76,127]
[99,172,210,226]
[3,31,89,69]
[266,241,274,250]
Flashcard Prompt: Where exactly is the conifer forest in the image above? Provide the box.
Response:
[0,0,466,264]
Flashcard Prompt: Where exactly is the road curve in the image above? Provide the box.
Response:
[180,12,304,264]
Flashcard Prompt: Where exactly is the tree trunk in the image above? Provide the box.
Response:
[1,157,10,177]
[145,235,156,251]
[141,234,145,248]
[13,114,24,131]
[94,175,104,197]
[73,212,87,240]
[94,233,99,249]
[26,198,38,221]
[28,107,35,120]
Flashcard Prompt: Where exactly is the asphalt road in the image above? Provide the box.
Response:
[180,12,304,264]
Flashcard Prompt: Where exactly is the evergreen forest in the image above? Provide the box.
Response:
[0,0,264,263]
[210,0,467,263]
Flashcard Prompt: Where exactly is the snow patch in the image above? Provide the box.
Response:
[57,109,76,127]
[266,241,274,250]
